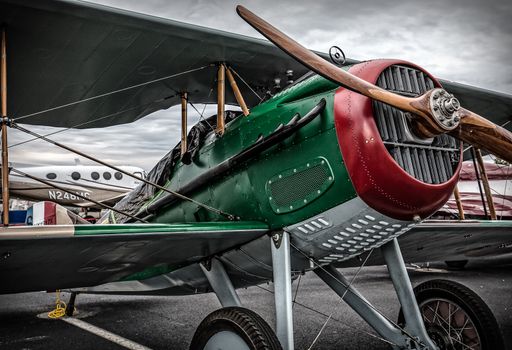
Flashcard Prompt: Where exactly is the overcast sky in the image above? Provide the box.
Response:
[9,0,512,171]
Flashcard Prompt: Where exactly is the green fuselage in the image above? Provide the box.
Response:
[146,75,356,229]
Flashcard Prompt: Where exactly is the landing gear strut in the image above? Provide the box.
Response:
[194,257,282,349]
[315,238,437,349]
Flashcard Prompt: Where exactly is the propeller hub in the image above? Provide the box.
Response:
[429,88,460,131]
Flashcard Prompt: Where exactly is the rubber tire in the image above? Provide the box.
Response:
[398,279,504,350]
[189,307,282,350]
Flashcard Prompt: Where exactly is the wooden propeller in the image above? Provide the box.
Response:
[237,5,512,163]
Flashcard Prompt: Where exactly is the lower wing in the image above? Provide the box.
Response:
[0,222,268,294]
[337,220,512,267]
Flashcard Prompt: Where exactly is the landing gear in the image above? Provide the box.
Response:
[189,307,282,350]
[196,256,282,349]
[398,279,504,350]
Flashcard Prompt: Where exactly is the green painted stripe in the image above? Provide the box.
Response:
[73,221,268,236]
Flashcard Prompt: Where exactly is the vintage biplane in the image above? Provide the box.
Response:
[1,1,512,349]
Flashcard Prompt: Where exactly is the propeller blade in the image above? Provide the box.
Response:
[236,6,431,119]
[237,5,512,163]
[451,108,512,162]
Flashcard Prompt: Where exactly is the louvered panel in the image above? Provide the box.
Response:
[427,149,440,184]
[372,65,460,184]
[419,149,432,183]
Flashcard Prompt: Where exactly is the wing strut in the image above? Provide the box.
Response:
[10,123,237,221]
[453,185,465,219]
[474,148,497,219]
[226,67,250,116]
[180,92,188,158]
[216,64,226,135]
[1,28,9,226]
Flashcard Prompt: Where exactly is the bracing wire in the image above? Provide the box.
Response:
[11,168,148,223]
[8,63,238,220]
[195,74,217,132]
[13,65,211,122]
[307,249,373,350]
[292,273,302,308]
[188,100,215,133]
[250,280,396,347]
[9,95,177,148]
[10,123,237,221]
[229,66,263,102]
[290,242,426,349]
[481,153,511,219]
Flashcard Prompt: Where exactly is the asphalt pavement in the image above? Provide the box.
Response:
[1,262,511,349]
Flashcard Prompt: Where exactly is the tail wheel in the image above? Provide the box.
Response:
[189,307,282,350]
[398,279,504,350]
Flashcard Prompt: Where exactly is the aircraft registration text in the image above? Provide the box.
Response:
[48,190,90,201]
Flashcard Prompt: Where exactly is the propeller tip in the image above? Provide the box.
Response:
[236,5,248,17]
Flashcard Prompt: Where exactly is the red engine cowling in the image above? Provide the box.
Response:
[334,59,462,221]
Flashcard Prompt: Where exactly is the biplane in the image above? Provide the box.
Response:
[1,1,512,349]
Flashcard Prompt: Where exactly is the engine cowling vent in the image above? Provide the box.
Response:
[372,65,460,184]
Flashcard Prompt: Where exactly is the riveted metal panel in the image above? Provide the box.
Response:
[266,157,334,214]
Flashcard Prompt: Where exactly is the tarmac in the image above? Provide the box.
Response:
[1,262,511,350]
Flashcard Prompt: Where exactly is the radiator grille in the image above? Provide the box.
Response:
[373,65,460,184]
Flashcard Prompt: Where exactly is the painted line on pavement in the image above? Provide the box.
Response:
[62,317,152,350]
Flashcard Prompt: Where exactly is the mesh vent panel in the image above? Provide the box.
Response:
[269,164,329,207]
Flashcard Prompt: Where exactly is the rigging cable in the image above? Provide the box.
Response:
[10,168,149,223]
[9,94,177,148]
[229,66,263,102]
[307,248,373,350]
[10,123,237,221]
[192,70,219,132]
[249,280,396,347]
[290,242,427,350]
[470,148,489,218]
[13,65,212,122]
[480,153,511,219]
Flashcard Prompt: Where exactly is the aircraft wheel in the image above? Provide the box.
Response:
[189,307,282,350]
[398,279,504,350]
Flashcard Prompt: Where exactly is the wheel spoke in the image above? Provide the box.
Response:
[448,302,452,335]
[411,280,500,350]
[457,317,470,338]
[422,300,482,350]
[433,301,440,325]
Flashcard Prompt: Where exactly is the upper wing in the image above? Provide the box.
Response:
[337,220,512,267]
[0,221,268,294]
[0,0,342,128]
[2,0,510,131]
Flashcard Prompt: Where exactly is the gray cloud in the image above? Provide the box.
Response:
[8,0,512,170]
